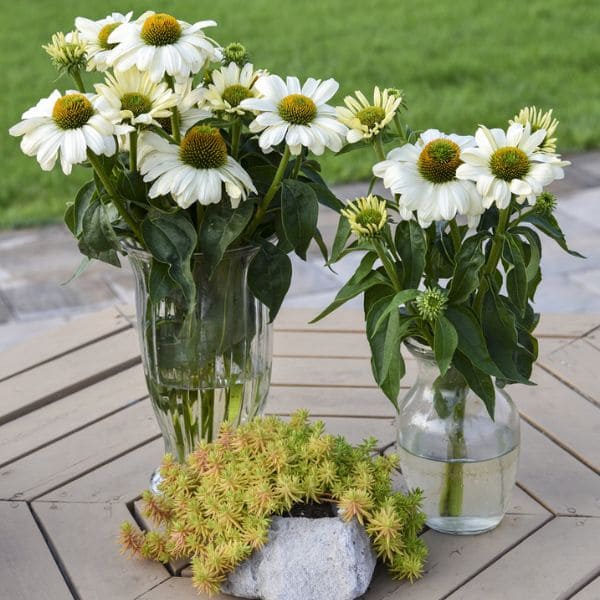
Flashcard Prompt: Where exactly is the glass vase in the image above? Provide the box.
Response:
[126,243,272,492]
[396,339,520,535]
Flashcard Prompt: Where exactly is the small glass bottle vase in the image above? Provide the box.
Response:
[126,243,272,493]
[396,339,520,535]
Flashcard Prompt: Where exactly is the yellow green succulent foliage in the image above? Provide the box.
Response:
[119,411,427,595]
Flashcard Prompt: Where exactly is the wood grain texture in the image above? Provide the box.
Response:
[0,501,73,600]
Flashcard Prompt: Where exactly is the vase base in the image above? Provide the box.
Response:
[426,514,504,535]
[150,468,163,495]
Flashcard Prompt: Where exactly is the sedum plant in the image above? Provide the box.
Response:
[119,411,427,595]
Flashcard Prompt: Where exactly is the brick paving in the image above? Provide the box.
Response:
[0,151,598,351]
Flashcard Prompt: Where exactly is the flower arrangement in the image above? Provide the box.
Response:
[10,11,349,318]
[119,411,427,595]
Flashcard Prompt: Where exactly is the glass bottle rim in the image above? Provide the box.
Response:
[121,238,262,261]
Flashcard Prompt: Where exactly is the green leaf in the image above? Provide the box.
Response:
[198,201,254,277]
[306,182,344,211]
[329,215,352,264]
[513,226,542,300]
[522,212,585,258]
[148,259,176,303]
[280,179,319,260]
[445,305,503,378]
[311,253,388,322]
[141,209,197,306]
[503,234,528,317]
[448,233,487,304]
[117,169,147,205]
[452,350,496,418]
[72,181,96,237]
[247,241,292,321]
[78,197,121,267]
[373,289,420,334]
[482,289,532,384]
[312,227,329,264]
[61,256,91,285]
[434,316,458,376]
[395,220,426,288]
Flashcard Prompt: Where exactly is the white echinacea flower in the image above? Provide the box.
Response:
[108,12,218,82]
[373,129,483,227]
[202,62,265,116]
[239,75,347,155]
[95,68,178,127]
[336,86,402,143]
[456,123,569,208]
[139,127,256,208]
[9,90,120,175]
[74,12,133,71]
[510,106,558,154]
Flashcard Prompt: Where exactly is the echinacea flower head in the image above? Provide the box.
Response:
[239,75,347,155]
[510,106,558,153]
[341,195,388,238]
[221,42,249,67]
[415,287,447,322]
[43,31,87,75]
[336,86,402,143]
[456,123,569,209]
[9,90,119,175]
[373,129,483,227]
[95,68,178,126]
[202,62,264,116]
[108,11,219,82]
[139,127,256,209]
[74,12,132,71]
[534,191,557,214]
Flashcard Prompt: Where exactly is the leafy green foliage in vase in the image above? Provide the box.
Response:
[119,411,427,595]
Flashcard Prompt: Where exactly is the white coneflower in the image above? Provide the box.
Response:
[202,62,264,116]
[95,68,178,126]
[74,12,132,71]
[373,129,483,227]
[510,106,559,153]
[43,31,88,75]
[456,123,569,208]
[108,11,219,82]
[139,127,256,208]
[336,87,402,143]
[340,195,388,238]
[9,90,120,174]
[239,75,347,155]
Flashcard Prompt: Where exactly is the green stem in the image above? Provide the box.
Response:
[71,70,86,93]
[196,204,204,249]
[472,206,511,315]
[129,129,138,173]
[246,145,291,237]
[393,113,405,141]
[148,124,177,145]
[86,150,142,243]
[449,219,461,253]
[291,154,302,179]
[373,238,401,292]
[374,135,386,162]
[231,119,242,160]
[438,395,466,517]
[164,76,181,144]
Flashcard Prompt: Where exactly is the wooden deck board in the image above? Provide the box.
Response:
[572,575,600,599]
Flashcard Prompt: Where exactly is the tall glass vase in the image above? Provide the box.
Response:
[126,243,272,492]
[396,339,520,535]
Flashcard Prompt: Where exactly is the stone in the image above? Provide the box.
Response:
[222,515,376,600]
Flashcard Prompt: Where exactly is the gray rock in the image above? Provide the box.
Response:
[222,515,376,600]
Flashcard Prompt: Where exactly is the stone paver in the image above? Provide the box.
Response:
[0,156,598,351]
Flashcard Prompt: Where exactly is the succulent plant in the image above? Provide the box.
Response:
[120,411,427,595]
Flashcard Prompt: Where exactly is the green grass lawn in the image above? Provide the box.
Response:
[2,0,599,228]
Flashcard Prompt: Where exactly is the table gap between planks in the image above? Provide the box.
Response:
[0,306,599,600]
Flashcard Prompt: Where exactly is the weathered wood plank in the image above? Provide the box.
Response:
[0,400,159,501]
[517,421,600,516]
[0,306,129,381]
[572,575,600,599]
[266,386,398,418]
[274,330,371,357]
[535,314,600,338]
[39,439,162,504]
[0,366,147,467]
[0,328,140,425]
[276,307,364,332]
[364,514,550,599]
[272,356,416,388]
[444,517,600,600]
[137,577,226,599]
[512,367,600,471]
[33,501,168,600]
[0,501,73,600]
[539,338,600,406]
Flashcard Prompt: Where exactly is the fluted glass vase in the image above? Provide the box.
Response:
[126,243,272,492]
[396,339,520,535]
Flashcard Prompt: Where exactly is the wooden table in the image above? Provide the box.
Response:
[1,307,599,600]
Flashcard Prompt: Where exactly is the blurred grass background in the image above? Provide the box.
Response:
[2,0,599,228]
